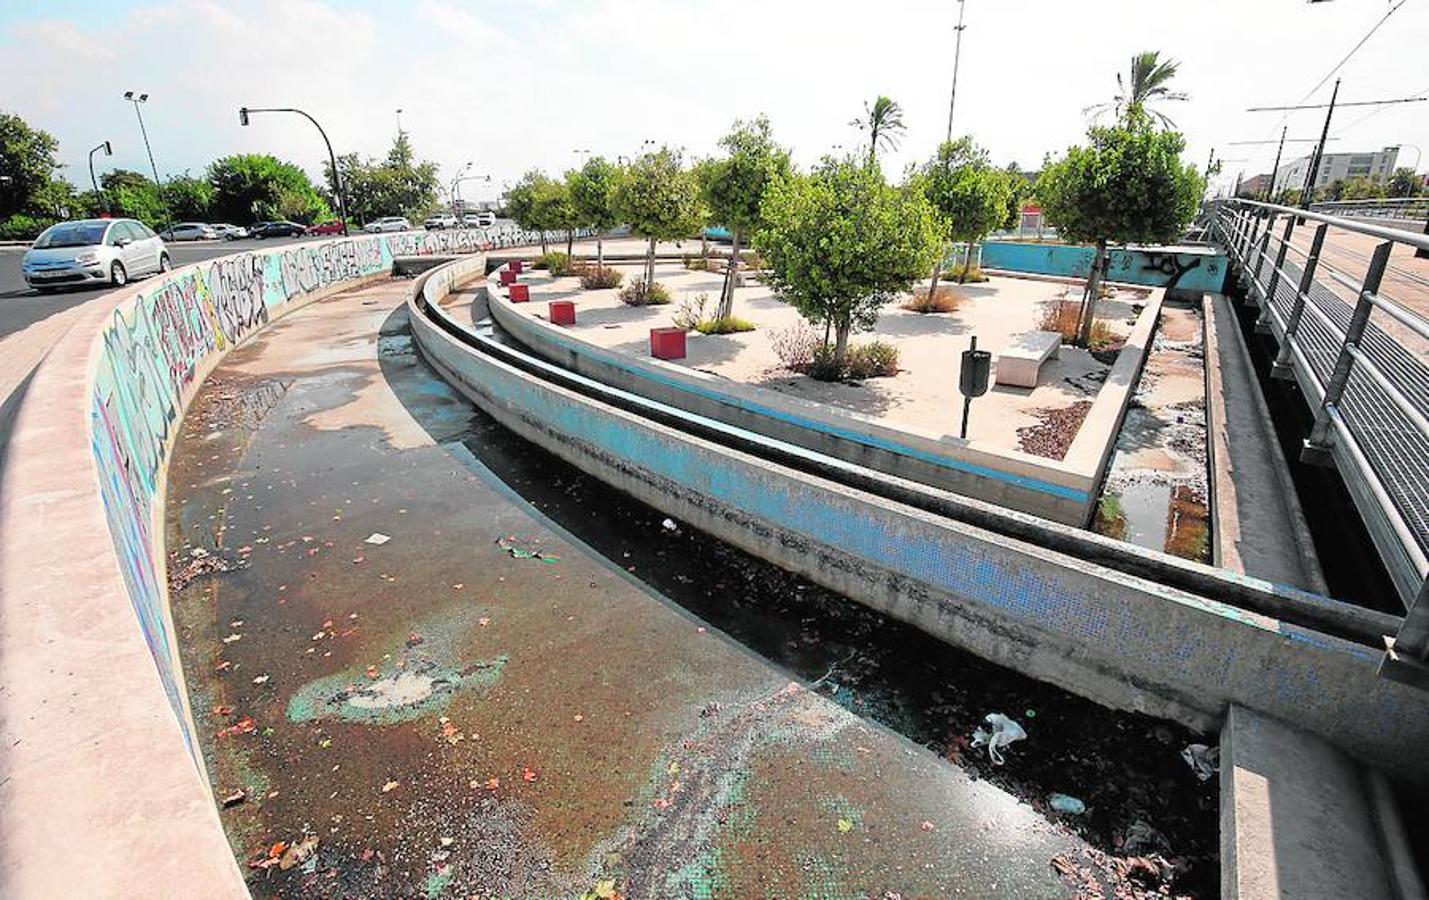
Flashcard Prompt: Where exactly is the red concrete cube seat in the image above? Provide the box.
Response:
[549,300,575,326]
[650,327,687,360]
[509,283,530,302]
[499,269,517,285]
[508,260,524,274]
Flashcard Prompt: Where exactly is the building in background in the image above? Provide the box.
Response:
[1237,173,1273,198]
[1275,146,1401,194]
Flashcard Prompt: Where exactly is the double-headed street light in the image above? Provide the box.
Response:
[240,106,349,236]
[88,140,113,212]
[122,91,162,188]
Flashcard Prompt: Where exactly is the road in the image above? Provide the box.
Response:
[0,233,339,339]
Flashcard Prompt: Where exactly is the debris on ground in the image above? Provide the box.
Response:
[221,788,247,808]
[495,535,559,563]
[970,712,1027,765]
[661,518,679,534]
[168,546,247,592]
[1181,743,1219,782]
[1049,793,1086,815]
[278,834,319,871]
[1016,401,1093,460]
[365,532,391,545]
[216,715,256,738]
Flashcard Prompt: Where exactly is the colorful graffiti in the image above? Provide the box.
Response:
[980,241,1227,293]
[85,229,540,738]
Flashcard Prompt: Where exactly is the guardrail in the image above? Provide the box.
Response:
[1211,198,1429,688]
[1310,197,1429,223]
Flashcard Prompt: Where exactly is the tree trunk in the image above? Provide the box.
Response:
[926,255,945,308]
[1077,238,1108,347]
[645,236,657,289]
[540,232,548,255]
[833,320,851,369]
[566,229,573,258]
[597,237,604,268]
[957,243,970,283]
[717,232,741,320]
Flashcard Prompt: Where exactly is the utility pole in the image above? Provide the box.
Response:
[1267,126,1287,202]
[1300,78,1340,209]
[944,0,967,143]
[88,141,113,213]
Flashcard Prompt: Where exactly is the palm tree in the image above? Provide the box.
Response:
[851,96,906,166]
[1085,51,1189,128]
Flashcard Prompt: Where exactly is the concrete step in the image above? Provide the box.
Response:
[1220,705,1424,899]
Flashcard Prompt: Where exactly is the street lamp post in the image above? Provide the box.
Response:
[945,0,967,143]
[240,106,349,236]
[88,140,113,213]
[122,92,162,188]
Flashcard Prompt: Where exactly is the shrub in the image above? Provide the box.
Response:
[807,344,844,381]
[846,341,900,379]
[1036,299,1124,350]
[768,323,821,370]
[618,279,671,306]
[696,316,755,335]
[0,213,53,241]
[902,283,965,313]
[535,251,572,275]
[947,262,988,283]
[672,293,711,330]
[683,254,714,271]
[579,265,623,290]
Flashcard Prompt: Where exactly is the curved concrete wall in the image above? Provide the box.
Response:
[412,261,1429,785]
[484,268,1162,526]
[0,228,504,896]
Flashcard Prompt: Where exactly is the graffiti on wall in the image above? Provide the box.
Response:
[86,229,519,737]
[979,241,1226,293]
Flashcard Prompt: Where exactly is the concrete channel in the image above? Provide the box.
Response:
[163,275,1229,896]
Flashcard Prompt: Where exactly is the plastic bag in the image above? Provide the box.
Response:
[970,712,1027,765]
[1181,743,1219,781]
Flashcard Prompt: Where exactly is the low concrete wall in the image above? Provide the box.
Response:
[413,262,1429,784]
[982,241,1229,295]
[0,228,496,896]
[484,268,1163,527]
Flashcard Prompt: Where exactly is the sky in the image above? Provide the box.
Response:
[2,0,1426,203]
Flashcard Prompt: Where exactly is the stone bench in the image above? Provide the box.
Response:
[995,330,1061,388]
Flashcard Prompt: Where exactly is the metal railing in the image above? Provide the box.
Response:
[1310,197,1429,222]
[1212,198,1429,687]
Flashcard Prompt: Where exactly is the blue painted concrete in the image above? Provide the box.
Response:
[982,241,1227,293]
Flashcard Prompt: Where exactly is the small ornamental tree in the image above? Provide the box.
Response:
[755,156,941,369]
[1037,124,1203,345]
[612,147,702,294]
[910,137,1012,300]
[568,156,621,266]
[702,116,792,319]
[506,170,555,253]
[535,176,580,257]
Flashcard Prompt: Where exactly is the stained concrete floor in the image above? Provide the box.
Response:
[165,278,1215,898]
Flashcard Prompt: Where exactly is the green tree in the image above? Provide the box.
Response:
[612,148,702,291]
[101,170,165,227]
[209,154,329,224]
[911,137,1013,300]
[1037,124,1203,345]
[0,111,62,219]
[1087,50,1188,128]
[323,134,438,225]
[701,115,793,319]
[1002,162,1032,230]
[851,96,905,168]
[755,156,942,367]
[1387,167,1422,199]
[536,176,581,257]
[160,173,215,221]
[568,156,621,266]
[506,170,556,253]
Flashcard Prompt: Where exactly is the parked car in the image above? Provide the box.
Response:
[160,222,218,241]
[22,218,170,292]
[462,211,496,228]
[211,223,249,240]
[423,214,459,230]
[251,220,307,238]
[363,216,411,233]
[306,219,346,236]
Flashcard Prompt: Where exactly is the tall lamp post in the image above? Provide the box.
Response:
[88,140,113,213]
[240,106,349,236]
[122,92,162,188]
[945,0,968,143]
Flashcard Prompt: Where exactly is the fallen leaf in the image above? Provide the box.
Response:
[478,617,491,627]
[221,789,247,808]
[222,633,243,644]
[594,880,618,899]
[381,780,399,793]
[278,835,318,871]
[252,674,269,685]
[837,818,854,833]
[365,532,390,545]
[920,820,935,831]
[217,716,256,738]
[213,705,233,717]
[573,714,584,723]
[485,778,500,791]
[522,766,538,783]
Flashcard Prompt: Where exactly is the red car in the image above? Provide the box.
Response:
[306,220,346,236]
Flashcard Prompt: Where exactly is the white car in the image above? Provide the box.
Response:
[423,215,459,230]
[462,211,496,228]
[211,223,250,240]
[160,222,218,241]
[22,218,170,292]
[363,216,411,233]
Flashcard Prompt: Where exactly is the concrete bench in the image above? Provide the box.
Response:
[995,330,1061,388]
